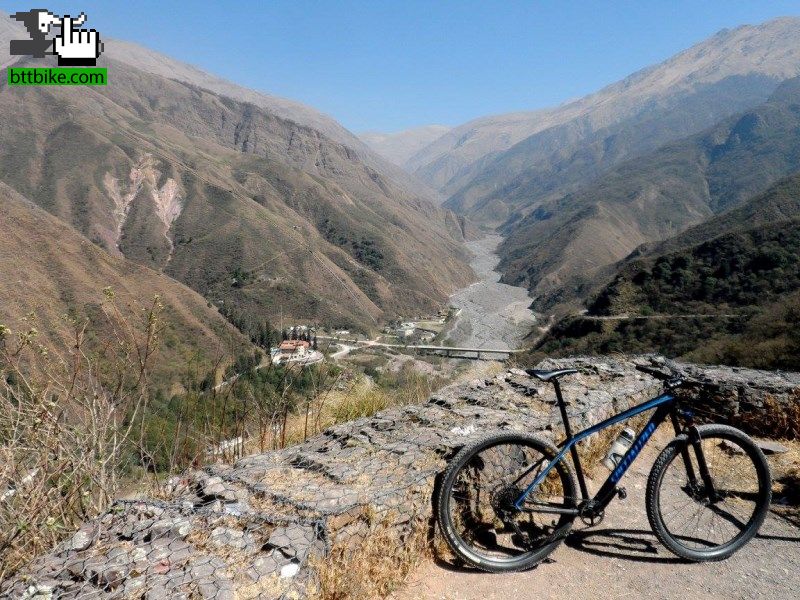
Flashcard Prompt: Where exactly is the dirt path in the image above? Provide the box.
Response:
[581,313,742,321]
[393,435,800,600]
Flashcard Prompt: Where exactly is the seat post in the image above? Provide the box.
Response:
[552,379,573,438]
[552,378,590,500]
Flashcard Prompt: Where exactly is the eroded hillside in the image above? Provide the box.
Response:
[0,36,473,330]
[0,183,250,387]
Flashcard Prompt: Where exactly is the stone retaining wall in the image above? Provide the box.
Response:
[5,356,798,599]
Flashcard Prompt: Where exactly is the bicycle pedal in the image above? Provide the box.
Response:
[617,486,627,500]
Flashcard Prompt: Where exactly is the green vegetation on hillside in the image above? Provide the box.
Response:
[498,77,800,314]
[531,212,800,371]
[591,222,800,316]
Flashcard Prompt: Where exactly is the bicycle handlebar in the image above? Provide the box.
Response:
[635,364,674,380]
[635,359,718,392]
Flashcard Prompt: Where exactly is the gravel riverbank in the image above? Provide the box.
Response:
[446,235,536,350]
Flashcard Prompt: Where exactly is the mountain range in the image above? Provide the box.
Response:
[0,10,473,385]
[368,18,800,302]
[497,76,800,312]
[359,16,800,367]
[529,171,800,369]
[5,11,800,374]
[404,18,800,212]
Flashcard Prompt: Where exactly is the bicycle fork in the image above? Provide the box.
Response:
[672,409,719,503]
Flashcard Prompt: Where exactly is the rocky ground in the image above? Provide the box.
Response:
[5,357,799,599]
[446,236,536,350]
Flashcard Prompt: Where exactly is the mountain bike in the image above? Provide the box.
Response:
[436,362,772,572]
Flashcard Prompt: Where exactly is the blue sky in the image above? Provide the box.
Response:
[3,1,800,132]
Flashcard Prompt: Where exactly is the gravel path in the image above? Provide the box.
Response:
[446,236,536,350]
[394,433,800,600]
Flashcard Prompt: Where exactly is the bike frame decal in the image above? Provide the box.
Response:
[610,421,656,483]
[514,393,675,509]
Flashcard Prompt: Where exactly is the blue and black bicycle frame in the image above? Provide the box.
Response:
[512,377,713,518]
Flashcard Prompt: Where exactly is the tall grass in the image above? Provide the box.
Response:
[311,513,430,600]
[330,364,443,425]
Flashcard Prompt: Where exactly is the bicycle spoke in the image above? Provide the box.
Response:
[445,439,574,564]
[656,435,762,553]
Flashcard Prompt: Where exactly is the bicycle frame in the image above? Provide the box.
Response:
[513,384,682,514]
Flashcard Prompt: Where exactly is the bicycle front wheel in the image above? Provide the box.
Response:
[436,433,577,572]
[646,424,771,561]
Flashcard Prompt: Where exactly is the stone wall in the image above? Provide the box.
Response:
[5,356,799,599]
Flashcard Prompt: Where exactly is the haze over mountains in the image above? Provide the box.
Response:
[360,125,451,168]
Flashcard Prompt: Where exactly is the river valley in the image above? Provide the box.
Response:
[446,235,536,351]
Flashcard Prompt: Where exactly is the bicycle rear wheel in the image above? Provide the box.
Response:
[646,424,771,561]
[436,433,577,572]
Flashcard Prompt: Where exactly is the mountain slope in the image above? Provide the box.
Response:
[0,25,472,330]
[498,77,800,311]
[446,73,779,226]
[101,38,443,203]
[360,125,451,167]
[631,169,800,259]
[104,39,363,151]
[411,17,800,207]
[0,182,250,387]
[0,10,442,204]
[529,173,800,370]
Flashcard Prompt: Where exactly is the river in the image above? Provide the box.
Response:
[445,235,536,351]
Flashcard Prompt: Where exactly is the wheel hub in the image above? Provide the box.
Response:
[491,485,523,515]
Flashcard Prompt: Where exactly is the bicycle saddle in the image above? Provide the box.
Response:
[525,368,579,382]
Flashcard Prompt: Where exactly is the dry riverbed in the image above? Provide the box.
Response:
[445,235,536,350]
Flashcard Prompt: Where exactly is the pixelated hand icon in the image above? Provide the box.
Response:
[53,13,103,66]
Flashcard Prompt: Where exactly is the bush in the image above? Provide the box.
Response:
[0,297,163,579]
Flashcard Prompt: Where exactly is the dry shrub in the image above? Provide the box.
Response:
[737,393,800,440]
[311,515,429,600]
[0,294,162,579]
[330,381,393,424]
[329,368,440,426]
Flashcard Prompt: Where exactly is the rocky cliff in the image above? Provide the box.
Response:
[6,356,799,599]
